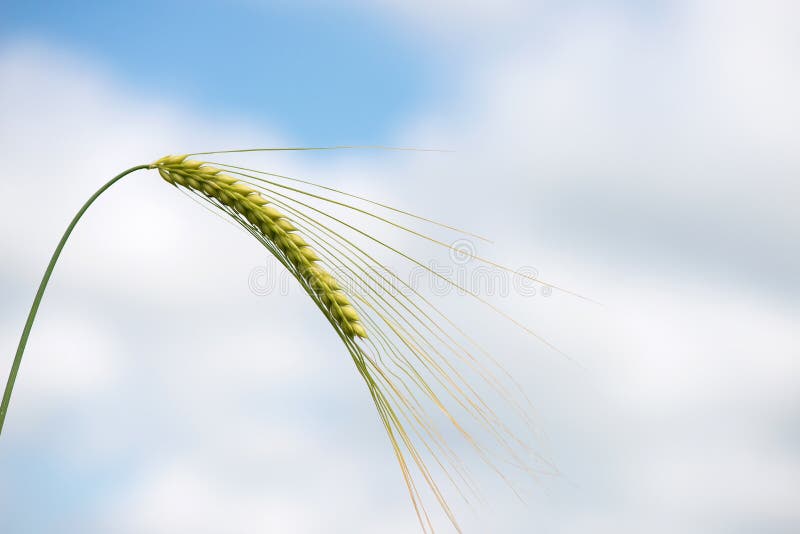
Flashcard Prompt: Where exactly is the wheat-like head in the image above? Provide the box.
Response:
[148,150,574,533]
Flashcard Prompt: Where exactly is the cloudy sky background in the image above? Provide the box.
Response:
[1,1,798,532]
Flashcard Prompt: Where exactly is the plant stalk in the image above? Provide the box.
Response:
[0,164,150,436]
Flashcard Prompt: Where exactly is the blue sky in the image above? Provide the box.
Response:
[1,0,439,144]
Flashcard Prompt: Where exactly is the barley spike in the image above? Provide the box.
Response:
[152,155,367,339]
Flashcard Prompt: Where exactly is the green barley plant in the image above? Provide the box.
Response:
[1,147,579,532]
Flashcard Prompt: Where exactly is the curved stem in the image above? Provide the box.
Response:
[0,164,150,436]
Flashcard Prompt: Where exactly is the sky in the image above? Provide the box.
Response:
[0,0,438,144]
[1,1,798,533]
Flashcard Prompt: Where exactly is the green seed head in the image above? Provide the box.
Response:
[153,156,366,339]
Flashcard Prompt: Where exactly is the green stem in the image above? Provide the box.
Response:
[0,164,150,436]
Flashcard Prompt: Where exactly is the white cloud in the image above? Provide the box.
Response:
[386,0,800,297]
[2,1,800,531]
